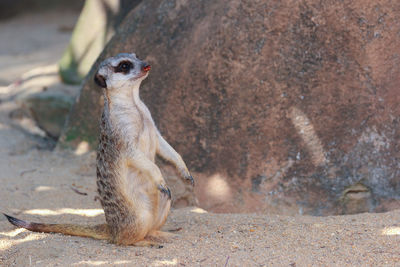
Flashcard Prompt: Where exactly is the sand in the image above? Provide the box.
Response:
[0,10,399,267]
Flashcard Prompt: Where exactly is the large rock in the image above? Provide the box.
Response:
[60,0,400,215]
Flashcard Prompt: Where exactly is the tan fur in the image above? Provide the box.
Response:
[4,53,194,247]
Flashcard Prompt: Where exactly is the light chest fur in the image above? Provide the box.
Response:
[106,86,158,161]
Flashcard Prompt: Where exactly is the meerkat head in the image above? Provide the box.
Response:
[94,53,151,90]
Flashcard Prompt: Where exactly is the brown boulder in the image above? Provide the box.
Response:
[60,0,400,215]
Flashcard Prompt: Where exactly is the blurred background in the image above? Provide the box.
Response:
[1,0,399,217]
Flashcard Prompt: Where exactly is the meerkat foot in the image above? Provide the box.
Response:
[147,230,177,243]
[157,184,171,199]
[165,227,182,232]
[133,239,162,248]
[131,231,176,248]
[154,230,178,238]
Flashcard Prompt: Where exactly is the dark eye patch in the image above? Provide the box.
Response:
[114,60,133,74]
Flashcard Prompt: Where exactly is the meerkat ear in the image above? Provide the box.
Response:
[94,73,107,88]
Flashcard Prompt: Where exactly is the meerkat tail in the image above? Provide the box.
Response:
[3,214,110,240]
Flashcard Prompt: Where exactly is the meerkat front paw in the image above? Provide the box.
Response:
[157,184,171,199]
[180,169,195,186]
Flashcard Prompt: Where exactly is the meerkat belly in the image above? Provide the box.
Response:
[125,169,154,226]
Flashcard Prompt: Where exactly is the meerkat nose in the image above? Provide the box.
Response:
[142,64,151,72]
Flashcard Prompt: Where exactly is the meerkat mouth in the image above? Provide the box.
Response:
[133,71,149,81]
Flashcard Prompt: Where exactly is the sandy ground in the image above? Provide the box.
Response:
[0,10,400,267]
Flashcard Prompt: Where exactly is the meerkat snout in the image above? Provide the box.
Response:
[94,53,150,89]
[142,64,151,72]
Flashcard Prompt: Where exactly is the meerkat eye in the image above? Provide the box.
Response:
[115,61,133,74]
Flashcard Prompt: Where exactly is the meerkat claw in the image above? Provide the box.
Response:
[180,169,194,186]
[185,174,195,186]
[158,185,171,199]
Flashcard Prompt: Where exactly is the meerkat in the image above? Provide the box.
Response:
[4,53,194,246]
